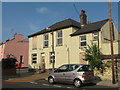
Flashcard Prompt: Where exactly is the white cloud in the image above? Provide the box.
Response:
[29,23,39,30]
[36,7,49,14]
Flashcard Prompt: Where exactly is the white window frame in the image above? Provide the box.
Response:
[43,34,49,47]
[93,32,98,41]
[32,53,37,64]
[80,35,87,47]
[56,31,62,45]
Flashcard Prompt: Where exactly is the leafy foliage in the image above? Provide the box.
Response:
[83,43,108,73]
[2,57,17,69]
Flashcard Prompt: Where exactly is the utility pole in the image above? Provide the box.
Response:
[108,0,115,84]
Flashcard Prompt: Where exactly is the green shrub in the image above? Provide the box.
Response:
[83,43,108,73]
[2,57,17,69]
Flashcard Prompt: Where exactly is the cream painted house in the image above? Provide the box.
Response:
[28,10,120,70]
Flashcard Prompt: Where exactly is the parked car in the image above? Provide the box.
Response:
[48,64,95,88]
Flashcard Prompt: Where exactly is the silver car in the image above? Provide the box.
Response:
[48,64,95,88]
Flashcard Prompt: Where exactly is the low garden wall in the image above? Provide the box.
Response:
[94,59,120,81]
[2,68,16,76]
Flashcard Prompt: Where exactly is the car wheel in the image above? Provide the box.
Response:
[73,79,82,88]
[48,77,54,84]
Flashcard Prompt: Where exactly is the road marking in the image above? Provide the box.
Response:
[5,80,30,82]
[42,84,50,86]
[66,87,73,89]
[45,78,48,80]
[29,82,38,84]
[53,85,62,88]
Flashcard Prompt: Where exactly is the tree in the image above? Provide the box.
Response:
[83,43,108,73]
[2,55,17,69]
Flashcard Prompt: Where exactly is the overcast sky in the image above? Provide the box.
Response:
[2,2,119,42]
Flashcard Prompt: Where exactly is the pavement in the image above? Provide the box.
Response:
[95,80,119,87]
[2,70,120,88]
[3,71,49,82]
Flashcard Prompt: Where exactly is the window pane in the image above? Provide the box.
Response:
[32,57,36,60]
[57,38,62,45]
[44,34,48,47]
[93,36,98,40]
[81,36,86,41]
[78,65,91,71]
[58,31,62,37]
[32,61,37,63]
[32,54,37,56]
[44,35,48,40]
[69,65,79,71]
[93,32,98,35]
[58,65,69,72]
[44,41,48,47]
[81,42,86,46]
[32,54,37,63]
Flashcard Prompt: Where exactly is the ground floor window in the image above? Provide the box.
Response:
[50,52,53,64]
[32,53,37,64]
[49,52,55,64]
[41,53,45,71]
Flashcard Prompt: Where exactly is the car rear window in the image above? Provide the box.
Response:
[77,65,91,71]
[69,65,79,71]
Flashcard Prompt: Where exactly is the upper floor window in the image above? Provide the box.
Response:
[57,31,62,45]
[32,36,37,50]
[44,34,49,47]
[80,35,86,47]
[93,32,98,41]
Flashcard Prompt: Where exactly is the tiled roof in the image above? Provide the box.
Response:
[28,18,81,38]
[71,19,109,36]
[28,18,109,38]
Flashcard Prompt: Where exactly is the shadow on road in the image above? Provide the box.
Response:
[2,68,35,80]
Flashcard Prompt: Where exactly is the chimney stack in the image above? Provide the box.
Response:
[80,10,87,26]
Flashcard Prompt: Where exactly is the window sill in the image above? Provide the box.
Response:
[56,44,63,47]
[32,63,37,64]
[79,46,87,49]
[32,48,37,50]
[93,40,98,41]
[43,46,49,48]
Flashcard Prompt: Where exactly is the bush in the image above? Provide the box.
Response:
[2,57,17,69]
[83,43,108,73]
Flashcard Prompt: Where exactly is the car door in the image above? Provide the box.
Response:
[53,65,69,82]
[65,65,79,83]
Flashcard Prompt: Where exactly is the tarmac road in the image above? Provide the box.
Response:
[2,80,119,90]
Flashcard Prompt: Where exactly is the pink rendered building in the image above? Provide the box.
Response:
[0,43,5,61]
[0,34,29,68]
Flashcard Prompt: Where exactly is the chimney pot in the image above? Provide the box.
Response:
[80,10,87,26]
[81,10,85,13]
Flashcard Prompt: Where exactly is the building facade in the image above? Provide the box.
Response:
[28,10,120,70]
[0,34,29,67]
[0,43,5,61]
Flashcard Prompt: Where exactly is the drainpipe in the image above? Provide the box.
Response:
[67,48,70,64]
